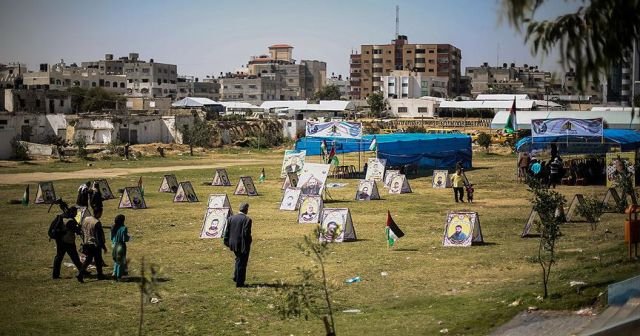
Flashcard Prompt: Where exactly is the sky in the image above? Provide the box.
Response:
[0,0,582,78]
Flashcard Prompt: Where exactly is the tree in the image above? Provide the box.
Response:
[527,178,566,298]
[576,196,605,231]
[73,135,88,160]
[10,136,29,161]
[477,132,492,152]
[313,85,342,100]
[503,0,640,91]
[366,92,387,118]
[181,116,212,156]
[68,87,125,112]
[277,228,337,336]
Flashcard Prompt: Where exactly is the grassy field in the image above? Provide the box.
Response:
[0,150,638,335]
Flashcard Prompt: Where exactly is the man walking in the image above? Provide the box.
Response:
[224,203,253,288]
[451,169,465,203]
[77,215,107,282]
[52,206,83,279]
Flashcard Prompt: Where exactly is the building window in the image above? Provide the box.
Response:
[428,69,434,73]
[418,107,429,113]
[398,107,408,113]
[402,83,408,87]
[234,85,242,89]
[157,79,162,85]
[120,83,125,88]
[416,49,426,54]
[428,50,435,54]
[163,79,168,83]
[59,100,64,107]
[248,85,257,89]
[142,79,149,83]
[92,82,97,87]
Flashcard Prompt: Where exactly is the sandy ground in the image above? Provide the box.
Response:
[0,159,270,185]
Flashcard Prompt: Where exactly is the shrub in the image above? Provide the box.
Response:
[74,136,88,159]
[10,137,29,161]
[477,132,492,151]
[405,126,426,133]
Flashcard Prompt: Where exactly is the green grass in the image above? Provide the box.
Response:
[0,151,637,335]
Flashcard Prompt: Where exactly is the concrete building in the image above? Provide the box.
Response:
[466,62,551,96]
[22,61,128,94]
[219,76,281,105]
[4,89,72,114]
[605,40,640,106]
[176,76,220,100]
[381,70,449,99]
[70,114,191,145]
[387,98,440,118]
[1,63,28,110]
[126,97,172,111]
[349,36,461,99]
[0,112,68,146]
[239,44,326,102]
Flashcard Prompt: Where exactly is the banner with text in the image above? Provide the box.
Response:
[531,118,603,138]
[306,121,363,139]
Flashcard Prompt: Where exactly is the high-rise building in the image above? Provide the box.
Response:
[349,35,461,99]
[605,40,640,106]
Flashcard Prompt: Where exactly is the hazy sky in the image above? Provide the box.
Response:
[0,0,581,78]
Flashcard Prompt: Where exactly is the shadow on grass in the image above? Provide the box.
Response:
[392,248,419,252]
[119,276,171,283]
[475,242,499,246]
[323,199,352,204]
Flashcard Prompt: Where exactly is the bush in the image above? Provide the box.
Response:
[74,136,88,159]
[477,132,492,151]
[10,137,29,161]
[405,126,426,133]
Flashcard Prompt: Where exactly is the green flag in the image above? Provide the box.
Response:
[259,168,266,182]
[504,98,517,134]
[22,185,29,206]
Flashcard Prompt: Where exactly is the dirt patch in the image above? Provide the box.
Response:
[0,159,270,185]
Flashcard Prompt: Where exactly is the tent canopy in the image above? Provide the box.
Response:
[515,129,640,154]
[172,97,220,107]
[491,110,640,129]
[295,133,472,169]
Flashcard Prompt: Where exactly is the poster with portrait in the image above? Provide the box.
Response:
[318,208,357,243]
[383,170,400,188]
[280,150,306,178]
[207,194,232,210]
[159,174,179,193]
[281,172,300,190]
[606,152,635,188]
[388,174,412,194]
[298,195,323,224]
[280,187,302,211]
[432,170,451,189]
[355,180,380,201]
[365,158,387,182]
[93,179,115,200]
[34,181,57,204]
[234,176,258,196]
[212,169,232,186]
[199,207,231,239]
[118,187,147,209]
[296,163,330,196]
[442,211,483,246]
[174,181,199,202]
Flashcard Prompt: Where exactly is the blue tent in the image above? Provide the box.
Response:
[515,129,640,154]
[295,133,472,169]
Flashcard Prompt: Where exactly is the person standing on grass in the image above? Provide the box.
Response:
[76,181,90,208]
[110,214,130,281]
[451,169,465,203]
[89,182,103,219]
[224,203,253,288]
[549,157,562,189]
[77,216,107,283]
[52,206,84,280]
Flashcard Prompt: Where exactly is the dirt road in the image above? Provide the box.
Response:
[0,159,270,185]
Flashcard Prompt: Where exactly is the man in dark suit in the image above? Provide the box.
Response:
[224,203,253,288]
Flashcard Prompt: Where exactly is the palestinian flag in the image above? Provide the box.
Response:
[326,145,336,165]
[138,176,144,197]
[331,156,340,167]
[258,168,266,183]
[22,185,29,206]
[386,211,405,247]
[369,137,378,152]
[504,98,517,134]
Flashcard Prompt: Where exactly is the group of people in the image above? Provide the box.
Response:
[51,184,130,282]
[76,181,104,219]
[451,162,474,203]
[518,144,565,188]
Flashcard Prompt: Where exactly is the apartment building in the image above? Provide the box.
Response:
[381,70,449,99]
[326,74,350,100]
[605,40,640,106]
[349,35,461,99]
[221,44,327,103]
[219,75,281,105]
[22,62,128,94]
[176,76,220,101]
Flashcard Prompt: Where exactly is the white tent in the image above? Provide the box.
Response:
[172,97,221,108]
[491,110,640,129]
